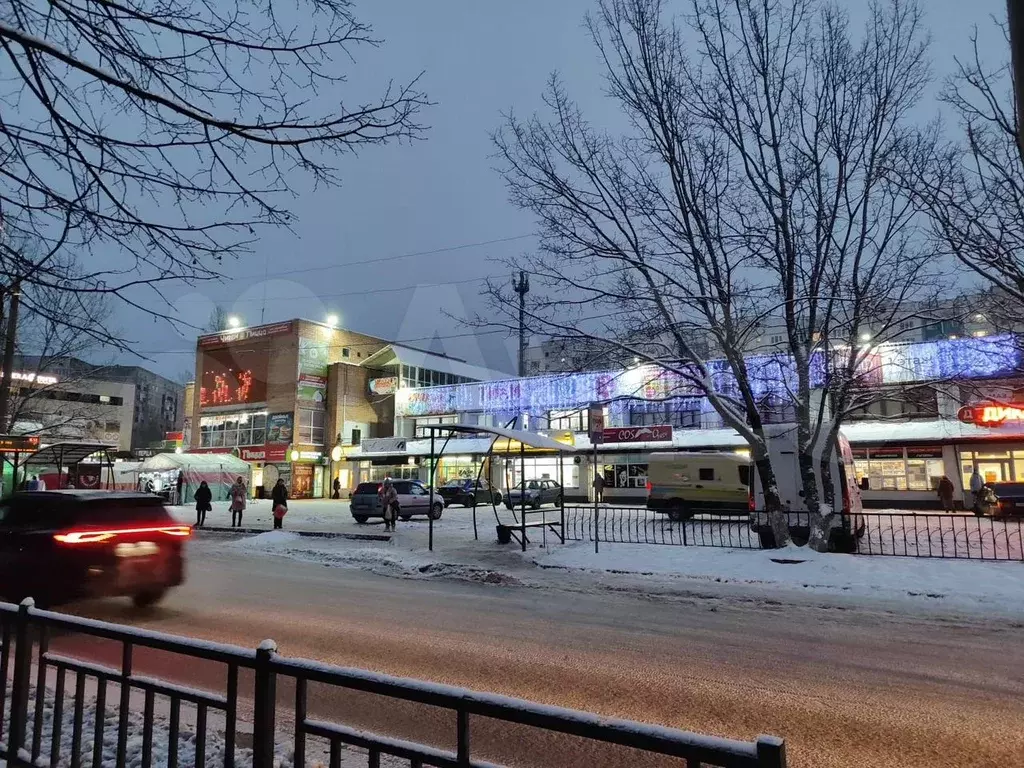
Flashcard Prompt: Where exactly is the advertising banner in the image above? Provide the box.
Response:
[298,336,331,377]
[266,413,294,444]
[369,377,398,395]
[198,321,292,346]
[237,445,289,463]
[199,346,269,407]
[297,373,327,404]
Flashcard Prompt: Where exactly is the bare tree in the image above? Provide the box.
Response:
[912,22,1024,304]
[0,0,428,325]
[6,276,114,437]
[488,0,937,550]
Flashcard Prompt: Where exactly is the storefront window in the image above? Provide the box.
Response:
[601,454,649,489]
[503,457,579,488]
[854,446,945,492]
[199,412,268,448]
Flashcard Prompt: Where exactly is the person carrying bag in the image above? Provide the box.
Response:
[271,478,289,529]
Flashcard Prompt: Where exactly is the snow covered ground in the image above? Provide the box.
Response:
[3,682,405,768]
[189,499,1024,619]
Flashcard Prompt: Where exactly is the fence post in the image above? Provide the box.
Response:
[756,735,786,767]
[253,640,278,768]
[9,598,35,760]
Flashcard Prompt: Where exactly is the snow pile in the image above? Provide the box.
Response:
[229,533,522,585]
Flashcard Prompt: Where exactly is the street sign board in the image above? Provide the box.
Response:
[0,434,40,452]
[588,404,605,444]
[601,425,673,444]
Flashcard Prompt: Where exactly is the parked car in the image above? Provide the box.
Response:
[504,479,562,510]
[0,491,190,608]
[349,480,444,523]
[437,479,502,508]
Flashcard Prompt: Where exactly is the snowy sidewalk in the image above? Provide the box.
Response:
[193,499,1024,620]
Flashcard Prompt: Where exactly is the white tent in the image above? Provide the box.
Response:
[138,452,251,502]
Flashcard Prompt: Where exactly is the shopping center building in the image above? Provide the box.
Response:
[341,333,1024,508]
[188,318,507,498]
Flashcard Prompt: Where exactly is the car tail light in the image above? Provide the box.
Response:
[54,525,192,545]
[645,480,651,492]
[748,493,755,513]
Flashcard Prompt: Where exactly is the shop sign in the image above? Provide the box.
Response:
[0,371,59,386]
[850,448,868,460]
[266,413,294,443]
[588,404,605,444]
[906,446,944,459]
[867,447,903,460]
[369,377,398,395]
[361,437,408,454]
[601,425,673,444]
[297,374,327,404]
[199,321,293,346]
[958,403,1024,426]
[237,445,288,463]
[289,449,323,462]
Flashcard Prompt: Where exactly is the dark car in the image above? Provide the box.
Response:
[0,491,190,608]
[504,479,563,510]
[350,480,444,523]
[436,479,502,508]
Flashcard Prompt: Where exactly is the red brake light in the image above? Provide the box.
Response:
[645,480,651,492]
[54,525,192,545]
[748,493,755,512]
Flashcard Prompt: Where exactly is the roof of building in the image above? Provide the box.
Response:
[361,344,510,382]
[24,441,119,466]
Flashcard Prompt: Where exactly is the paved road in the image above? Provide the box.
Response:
[57,540,1024,768]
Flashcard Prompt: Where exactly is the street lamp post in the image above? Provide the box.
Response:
[1009,0,1024,156]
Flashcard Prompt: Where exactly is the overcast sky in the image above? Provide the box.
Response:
[113,0,1006,382]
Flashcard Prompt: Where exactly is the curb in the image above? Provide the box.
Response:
[196,526,393,542]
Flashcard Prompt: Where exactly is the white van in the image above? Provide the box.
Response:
[646,452,750,520]
[749,424,864,551]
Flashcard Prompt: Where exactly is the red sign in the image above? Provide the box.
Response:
[601,425,673,444]
[165,431,184,442]
[958,404,1024,426]
[238,445,288,463]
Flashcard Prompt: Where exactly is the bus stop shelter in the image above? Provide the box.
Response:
[22,442,117,490]
[422,424,574,551]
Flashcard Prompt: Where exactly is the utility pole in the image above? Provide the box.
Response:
[1010,0,1024,156]
[512,270,530,377]
[0,281,21,433]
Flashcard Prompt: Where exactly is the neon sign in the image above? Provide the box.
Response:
[958,404,1024,426]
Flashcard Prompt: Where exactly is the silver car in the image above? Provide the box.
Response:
[350,480,444,523]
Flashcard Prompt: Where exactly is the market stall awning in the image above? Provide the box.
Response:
[23,442,117,466]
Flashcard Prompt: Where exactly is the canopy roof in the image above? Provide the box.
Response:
[139,452,250,473]
[23,442,116,466]
[420,423,572,452]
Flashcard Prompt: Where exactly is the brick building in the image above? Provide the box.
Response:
[189,318,510,498]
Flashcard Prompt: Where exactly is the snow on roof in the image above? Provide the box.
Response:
[140,452,251,472]
[361,344,509,382]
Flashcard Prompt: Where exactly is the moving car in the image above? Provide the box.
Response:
[349,480,444,523]
[646,452,750,520]
[504,479,563,510]
[437,479,502,508]
[0,491,190,608]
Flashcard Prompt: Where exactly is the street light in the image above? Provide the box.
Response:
[227,315,242,329]
[326,313,339,327]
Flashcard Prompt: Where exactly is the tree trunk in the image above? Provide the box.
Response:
[754,454,790,548]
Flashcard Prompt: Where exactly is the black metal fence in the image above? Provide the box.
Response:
[0,599,787,768]
[561,505,1024,561]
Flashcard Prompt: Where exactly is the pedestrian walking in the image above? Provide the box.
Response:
[271,478,289,529]
[332,476,341,500]
[176,470,184,505]
[969,468,984,513]
[194,480,213,527]
[937,475,955,512]
[229,476,247,527]
[379,477,398,532]
[592,472,605,504]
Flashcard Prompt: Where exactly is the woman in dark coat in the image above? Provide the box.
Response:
[193,480,213,527]
[271,479,288,529]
